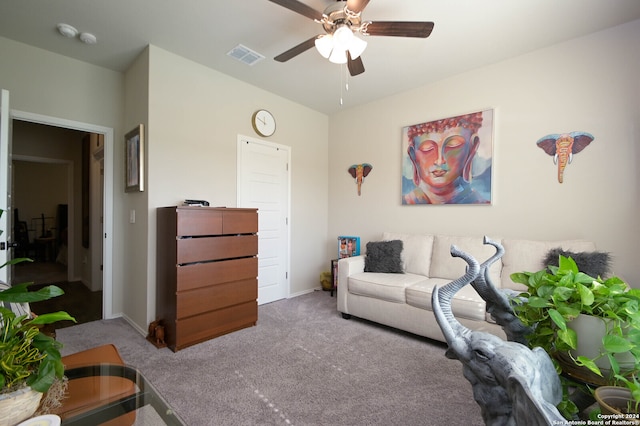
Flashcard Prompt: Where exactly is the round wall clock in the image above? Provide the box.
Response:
[251,109,276,137]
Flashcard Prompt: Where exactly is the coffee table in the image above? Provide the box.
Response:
[61,364,185,425]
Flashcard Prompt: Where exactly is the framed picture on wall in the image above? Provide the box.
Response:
[125,124,145,192]
[401,109,494,205]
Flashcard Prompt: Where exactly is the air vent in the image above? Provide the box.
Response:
[226,44,265,66]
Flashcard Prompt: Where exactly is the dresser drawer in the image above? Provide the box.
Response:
[174,301,257,350]
[176,278,257,319]
[177,235,258,264]
[176,208,223,236]
[176,257,257,291]
[222,210,258,234]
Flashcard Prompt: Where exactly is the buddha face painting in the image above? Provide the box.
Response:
[402,110,493,205]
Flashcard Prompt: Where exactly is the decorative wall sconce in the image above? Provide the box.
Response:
[348,163,372,196]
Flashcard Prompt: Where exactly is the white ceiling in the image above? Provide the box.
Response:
[1,0,639,115]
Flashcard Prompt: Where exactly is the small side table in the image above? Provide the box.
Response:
[330,259,338,297]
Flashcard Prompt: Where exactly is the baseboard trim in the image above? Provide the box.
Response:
[121,313,146,337]
[288,287,322,299]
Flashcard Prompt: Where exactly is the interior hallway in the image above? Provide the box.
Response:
[13,261,102,328]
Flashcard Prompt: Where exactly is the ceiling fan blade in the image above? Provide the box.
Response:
[347,52,365,76]
[274,36,319,62]
[346,0,371,15]
[363,21,435,38]
[267,0,324,21]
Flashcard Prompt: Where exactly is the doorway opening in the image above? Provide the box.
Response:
[3,107,114,326]
[11,121,103,327]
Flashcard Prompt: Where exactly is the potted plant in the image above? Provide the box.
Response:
[510,255,640,418]
[0,210,75,425]
[595,383,640,419]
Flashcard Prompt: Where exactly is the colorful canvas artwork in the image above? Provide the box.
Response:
[402,109,493,205]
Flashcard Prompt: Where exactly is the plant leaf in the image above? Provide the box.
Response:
[603,334,634,353]
[27,358,57,393]
[575,356,603,376]
[558,328,577,350]
[607,353,621,376]
[553,287,574,302]
[0,284,64,304]
[557,306,581,321]
[549,309,567,331]
[575,272,596,283]
[527,296,550,308]
[509,272,530,285]
[558,256,579,274]
[577,283,595,306]
[0,258,33,269]
[29,312,76,325]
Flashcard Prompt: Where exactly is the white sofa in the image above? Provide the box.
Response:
[337,232,596,343]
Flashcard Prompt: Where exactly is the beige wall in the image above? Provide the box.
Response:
[328,20,640,285]
[0,36,329,334]
[0,36,126,318]
[122,47,150,329]
[145,46,329,312]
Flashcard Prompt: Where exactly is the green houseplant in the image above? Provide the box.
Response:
[0,210,75,424]
[510,255,640,418]
[0,266,75,393]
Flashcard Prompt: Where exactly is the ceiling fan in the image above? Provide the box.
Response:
[269,0,434,76]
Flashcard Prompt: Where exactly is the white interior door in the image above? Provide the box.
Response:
[0,89,11,283]
[237,136,290,305]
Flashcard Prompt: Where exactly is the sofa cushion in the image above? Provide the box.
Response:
[430,235,502,285]
[501,239,596,291]
[348,272,427,303]
[406,278,487,321]
[364,240,404,273]
[382,232,434,276]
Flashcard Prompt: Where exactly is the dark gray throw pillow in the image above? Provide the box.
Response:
[364,240,404,273]
[543,248,611,278]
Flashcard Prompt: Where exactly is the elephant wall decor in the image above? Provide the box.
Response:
[431,244,564,425]
[536,132,594,183]
[348,163,372,196]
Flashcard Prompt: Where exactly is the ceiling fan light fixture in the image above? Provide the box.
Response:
[333,25,354,50]
[329,47,348,64]
[347,36,367,60]
[315,35,333,58]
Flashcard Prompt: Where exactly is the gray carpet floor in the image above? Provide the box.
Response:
[56,290,484,426]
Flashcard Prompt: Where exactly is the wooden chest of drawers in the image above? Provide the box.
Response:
[156,206,258,351]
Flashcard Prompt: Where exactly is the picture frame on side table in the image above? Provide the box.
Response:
[125,124,145,192]
[338,236,360,258]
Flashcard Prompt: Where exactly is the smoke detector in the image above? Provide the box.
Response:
[80,32,97,45]
[57,23,78,38]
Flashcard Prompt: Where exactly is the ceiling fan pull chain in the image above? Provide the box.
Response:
[345,65,350,91]
[340,64,344,105]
